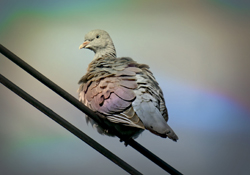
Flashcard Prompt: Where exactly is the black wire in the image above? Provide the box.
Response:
[0,74,143,175]
[0,44,183,175]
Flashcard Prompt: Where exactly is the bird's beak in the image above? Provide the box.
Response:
[79,41,90,49]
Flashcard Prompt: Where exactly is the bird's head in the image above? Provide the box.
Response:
[79,29,116,59]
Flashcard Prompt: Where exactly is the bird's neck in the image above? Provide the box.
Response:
[93,44,116,59]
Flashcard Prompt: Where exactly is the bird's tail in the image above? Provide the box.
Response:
[166,124,178,141]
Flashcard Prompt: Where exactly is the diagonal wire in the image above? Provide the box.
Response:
[0,44,183,175]
[0,74,143,175]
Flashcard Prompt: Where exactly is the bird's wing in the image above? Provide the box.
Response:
[78,67,145,129]
[131,68,178,140]
[143,69,169,121]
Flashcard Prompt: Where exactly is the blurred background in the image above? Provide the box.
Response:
[1,0,250,174]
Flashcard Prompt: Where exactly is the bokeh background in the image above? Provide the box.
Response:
[1,0,250,174]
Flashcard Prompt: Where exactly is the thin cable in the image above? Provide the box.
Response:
[0,44,183,175]
[0,74,143,175]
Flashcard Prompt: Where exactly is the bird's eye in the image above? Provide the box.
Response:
[96,35,100,39]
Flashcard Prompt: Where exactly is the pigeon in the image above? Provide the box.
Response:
[78,29,178,141]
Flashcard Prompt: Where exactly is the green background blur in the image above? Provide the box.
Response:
[1,0,250,174]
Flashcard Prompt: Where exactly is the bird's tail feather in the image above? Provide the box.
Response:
[166,124,178,141]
